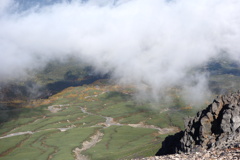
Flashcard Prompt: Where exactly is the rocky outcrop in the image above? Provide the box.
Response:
[156,92,240,156]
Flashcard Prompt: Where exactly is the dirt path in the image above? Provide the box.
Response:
[128,123,180,134]
[80,107,122,127]
[81,107,179,134]
[73,131,104,160]
[48,104,70,113]
[0,105,181,160]
[1,106,178,140]
[0,127,75,140]
[0,131,33,139]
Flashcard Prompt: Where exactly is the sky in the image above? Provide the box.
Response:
[0,0,240,104]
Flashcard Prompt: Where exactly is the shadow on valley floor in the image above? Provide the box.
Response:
[0,104,22,124]
[45,75,107,97]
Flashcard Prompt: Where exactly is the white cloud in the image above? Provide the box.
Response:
[0,0,14,14]
[0,0,240,102]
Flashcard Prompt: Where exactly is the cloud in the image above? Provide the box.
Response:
[0,0,13,14]
[0,0,240,103]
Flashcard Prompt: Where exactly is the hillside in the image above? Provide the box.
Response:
[0,58,240,159]
[1,0,240,159]
[0,80,203,160]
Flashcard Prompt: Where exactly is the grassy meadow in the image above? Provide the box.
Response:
[0,80,204,160]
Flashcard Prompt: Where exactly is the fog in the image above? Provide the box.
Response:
[0,0,240,104]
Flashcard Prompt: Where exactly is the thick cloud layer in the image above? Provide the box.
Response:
[0,0,240,103]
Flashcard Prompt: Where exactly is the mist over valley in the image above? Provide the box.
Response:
[1,0,240,159]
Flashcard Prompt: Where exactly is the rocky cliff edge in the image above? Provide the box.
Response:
[156,92,240,156]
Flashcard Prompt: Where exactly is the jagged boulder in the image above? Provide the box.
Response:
[156,92,240,156]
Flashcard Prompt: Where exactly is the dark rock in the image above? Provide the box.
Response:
[156,92,240,156]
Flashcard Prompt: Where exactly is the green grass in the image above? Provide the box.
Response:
[1,130,56,160]
[2,56,240,160]
[119,113,148,124]
[145,113,172,128]
[45,127,97,160]
[84,126,160,160]
[0,135,29,155]
[0,85,204,160]
[72,115,105,127]
[0,117,39,135]
[97,102,136,118]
